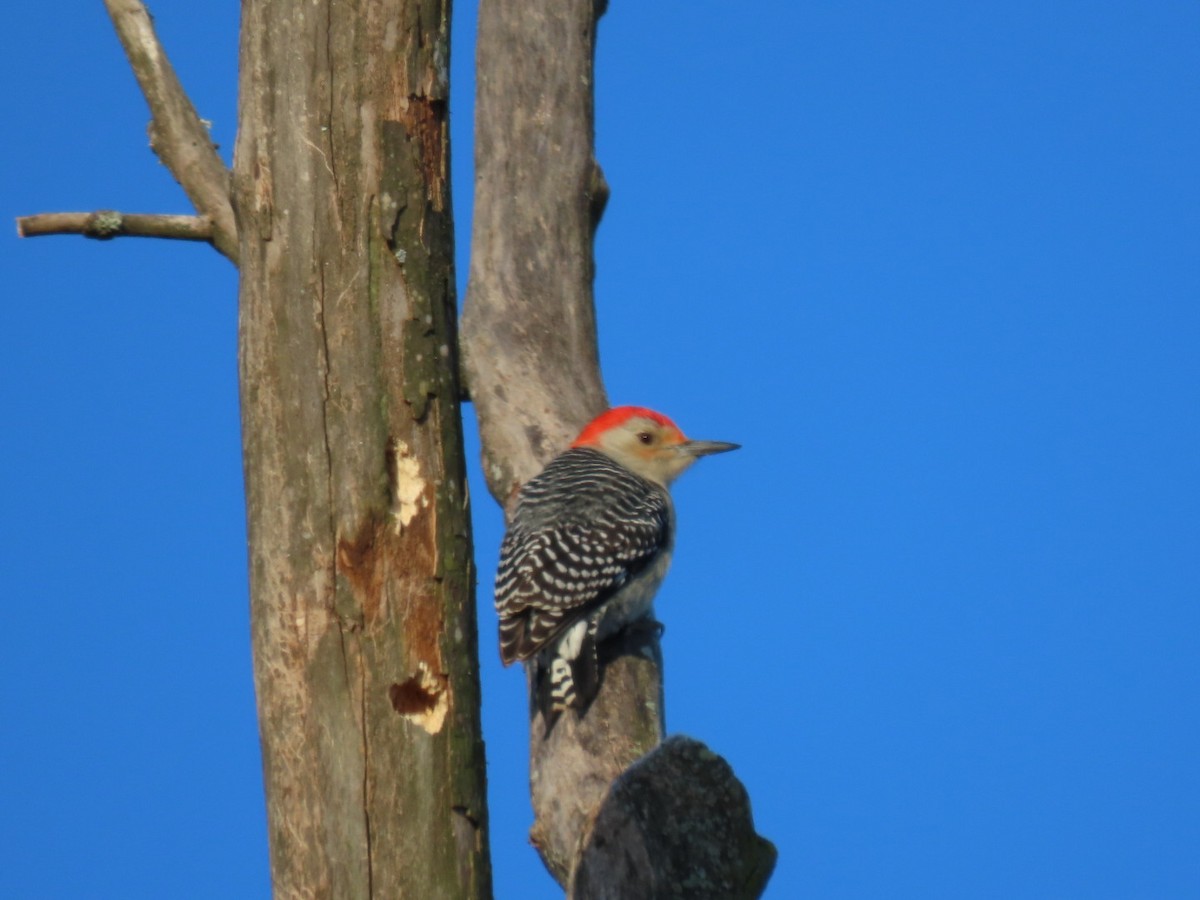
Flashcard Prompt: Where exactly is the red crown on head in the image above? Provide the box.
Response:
[572,406,682,448]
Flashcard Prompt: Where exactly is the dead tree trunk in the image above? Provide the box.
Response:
[462,0,775,895]
[232,0,490,896]
[20,0,493,896]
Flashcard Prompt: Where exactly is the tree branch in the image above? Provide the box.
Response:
[462,0,609,507]
[102,0,238,262]
[17,211,214,243]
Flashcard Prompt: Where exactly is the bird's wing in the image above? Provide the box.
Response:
[494,494,669,665]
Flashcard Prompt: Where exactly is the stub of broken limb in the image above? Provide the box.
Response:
[570,735,777,899]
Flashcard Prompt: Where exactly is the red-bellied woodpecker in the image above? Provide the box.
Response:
[494,406,739,726]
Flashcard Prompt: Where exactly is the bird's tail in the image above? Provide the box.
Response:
[535,632,600,733]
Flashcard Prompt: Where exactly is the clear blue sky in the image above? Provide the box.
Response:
[3,2,1198,897]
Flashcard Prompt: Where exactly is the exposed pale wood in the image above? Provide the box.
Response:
[232,0,490,895]
[102,0,238,261]
[17,211,213,243]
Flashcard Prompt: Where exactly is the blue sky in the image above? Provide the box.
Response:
[3,2,1198,897]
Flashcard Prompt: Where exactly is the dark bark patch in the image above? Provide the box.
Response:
[337,513,385,626]
[404,95,447,209]
[524,422,547,464]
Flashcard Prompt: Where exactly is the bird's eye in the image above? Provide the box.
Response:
[637,431,653,445]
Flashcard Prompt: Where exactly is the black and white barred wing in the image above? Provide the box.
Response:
[494,457,670,665]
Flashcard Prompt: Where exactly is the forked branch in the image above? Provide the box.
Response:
[16,0,238,262]
[103,0,237,261]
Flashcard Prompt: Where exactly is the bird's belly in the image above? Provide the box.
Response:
[594,549,672,641]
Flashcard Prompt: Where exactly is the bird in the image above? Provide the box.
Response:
[493,405,739,727]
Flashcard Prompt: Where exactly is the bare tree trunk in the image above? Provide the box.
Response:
[463,0,773,895]
[22,0,493,895]
[462,0,641,883]
[232,0,491,896]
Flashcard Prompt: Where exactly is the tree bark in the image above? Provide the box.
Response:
[463,0,647,884]
[463,0,774,893]
[462,0,610,505]
[232,0,491,896]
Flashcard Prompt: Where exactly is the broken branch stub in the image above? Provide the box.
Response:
[570,736,777,900]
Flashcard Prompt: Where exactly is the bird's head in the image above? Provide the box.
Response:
[571,406,739,486]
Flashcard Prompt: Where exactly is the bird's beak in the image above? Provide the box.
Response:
[680,439,741,458]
